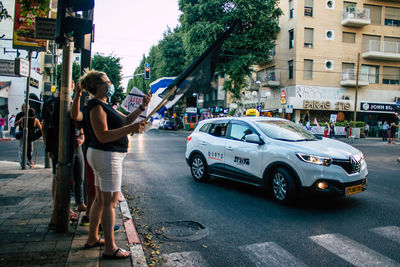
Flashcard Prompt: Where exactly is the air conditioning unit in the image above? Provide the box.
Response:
[394,97,400,102]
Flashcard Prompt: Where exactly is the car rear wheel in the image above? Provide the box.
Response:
[190,154,210,182]
[271,167,297,204]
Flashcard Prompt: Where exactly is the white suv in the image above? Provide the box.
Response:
[185,117,368,203]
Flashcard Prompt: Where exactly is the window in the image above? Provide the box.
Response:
[304,28,313,48]
[199,123,212,133]
[288,60,294,79]
[384,36,400,53]
[305,0,313,16]
[343,32,356,43]
[325,60,334,70]
[364,4,382,25]
[304,59,313,79]
[361,65,380,84]
[326,30,334,40]
[289,0,294,18]
[383,66,400,84]
[229,123,254,141]
[326,0,334,9]
[385,7,400,27]
[209,123,228,137]
[342,62,355,80]
[344,2,356,13]
[362,35,380,52]
[289,29,294,49]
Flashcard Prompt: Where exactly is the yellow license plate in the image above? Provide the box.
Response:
[345,184,363,196]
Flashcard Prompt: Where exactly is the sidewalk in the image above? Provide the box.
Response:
[0,161,146,266]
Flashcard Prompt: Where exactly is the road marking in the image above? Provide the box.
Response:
[371,226,400,244]
[162,251,209,267]
[239,242,308,267]
[310,233,399,267]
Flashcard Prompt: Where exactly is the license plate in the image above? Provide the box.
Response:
[345,184,363,195]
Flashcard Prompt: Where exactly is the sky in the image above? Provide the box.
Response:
[91,0,181,88]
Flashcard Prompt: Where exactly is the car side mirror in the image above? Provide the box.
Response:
[245,134,264,144]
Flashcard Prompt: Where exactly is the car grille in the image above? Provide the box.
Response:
[332,157,361,174]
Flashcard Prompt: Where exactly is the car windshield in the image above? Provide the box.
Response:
[255,120,317,141]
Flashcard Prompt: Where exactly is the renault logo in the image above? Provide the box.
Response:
[349,156,358,171]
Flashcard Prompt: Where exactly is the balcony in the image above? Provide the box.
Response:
[342,8,370,27]
[260,72,280,87]
[362,40,400,61]
[341,69,369,87]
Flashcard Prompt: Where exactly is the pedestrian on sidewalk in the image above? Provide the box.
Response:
[329,122,335,138]
[382,121,389,142]
[364,123,369,138]
[0,114,5,138]
[389,122,397,144]
[15,104,25,167]
[9,114,15,137]
[345,123,351,139]
[79,70,150,259]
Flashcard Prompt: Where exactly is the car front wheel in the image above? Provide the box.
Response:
[271,167,297,204]
[190,154,210,182]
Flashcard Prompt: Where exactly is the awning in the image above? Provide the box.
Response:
[0,81,11,90]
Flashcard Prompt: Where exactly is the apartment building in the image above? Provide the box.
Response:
[253,0,400,127]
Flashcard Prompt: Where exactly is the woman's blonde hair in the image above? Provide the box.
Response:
[78,70,106,95]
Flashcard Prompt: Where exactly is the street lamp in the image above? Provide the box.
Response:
[255,81,261,112]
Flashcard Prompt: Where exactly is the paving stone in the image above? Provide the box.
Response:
[67,239,100,263]
[55,240,72,251]
[24,241,57,252]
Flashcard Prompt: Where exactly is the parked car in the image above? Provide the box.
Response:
[185,117,368,204]
[160,119,176,130]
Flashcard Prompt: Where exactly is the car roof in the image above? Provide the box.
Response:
[197,116,287,125]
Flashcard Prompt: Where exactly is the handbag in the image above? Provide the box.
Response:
[28,130,42,142]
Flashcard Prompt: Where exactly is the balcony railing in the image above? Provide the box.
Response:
[342,8,370,27]
[341,69,369,87]
[362,40,400,61]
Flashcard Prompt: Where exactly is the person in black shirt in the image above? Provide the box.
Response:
[77,70,150,259]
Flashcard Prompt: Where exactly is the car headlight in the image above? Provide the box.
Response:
[354,152,364,162]
[296,153,332,166]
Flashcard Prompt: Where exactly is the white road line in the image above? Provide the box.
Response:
[371,226,400,244]
[310,233,399,267]
[239,242,308,267]
[162,251,210,267]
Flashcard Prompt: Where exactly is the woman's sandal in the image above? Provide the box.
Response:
[102,247,130,259]
[84,238,104,249]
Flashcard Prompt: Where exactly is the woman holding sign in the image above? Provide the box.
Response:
[74,70,150,259]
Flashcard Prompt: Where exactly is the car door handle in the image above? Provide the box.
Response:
[201,141,207,145]
[226,146,234,151]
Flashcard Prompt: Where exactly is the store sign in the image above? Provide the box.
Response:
[280,90,286,104]
[360,102,397,112]
[186,107,197,113]
[0,59,16,76]
[14,58,29,77]
[303,100,351,111]
[29,77,39,88]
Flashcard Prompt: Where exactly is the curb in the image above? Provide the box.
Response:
[119,193,147,267]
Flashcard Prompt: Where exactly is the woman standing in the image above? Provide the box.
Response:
[15,108,43,167]
[79,71,150,259]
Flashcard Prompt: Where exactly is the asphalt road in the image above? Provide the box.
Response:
[123,130,400,267]
[1,133,399,266]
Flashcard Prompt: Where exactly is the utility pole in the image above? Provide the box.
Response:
[54,40,73,233]
[353,52,360,128]
[21,50,32,170]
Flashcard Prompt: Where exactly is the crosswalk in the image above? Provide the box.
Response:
[161,226,400,267]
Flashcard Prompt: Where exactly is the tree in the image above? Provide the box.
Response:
[91,53,123,104]
[56,62,81,85]
[178,0,282,99]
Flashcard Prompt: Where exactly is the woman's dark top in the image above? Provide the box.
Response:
[86,99,128,153]
[390,125,396,134]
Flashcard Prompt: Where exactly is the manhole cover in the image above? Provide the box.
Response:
[151,221,209,242]
[0,174,21,180]
[0,196,25,206]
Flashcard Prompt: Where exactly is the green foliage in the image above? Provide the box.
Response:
[0,1,12,22]
[56,62,81,85]
[91,53,123,89]
[179,0,282,98]
[310,121,365,128]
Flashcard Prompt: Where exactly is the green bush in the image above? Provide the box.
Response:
[310,121,365,128]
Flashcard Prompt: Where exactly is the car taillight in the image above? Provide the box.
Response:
[187,136,192,143]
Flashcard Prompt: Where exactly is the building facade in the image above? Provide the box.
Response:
[252,0,400,130]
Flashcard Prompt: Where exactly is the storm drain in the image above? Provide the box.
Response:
[0,174,21,180]
[151,221,209,242]
[0,196,25,206]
